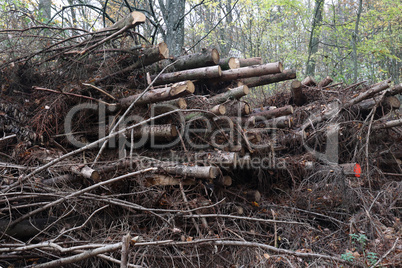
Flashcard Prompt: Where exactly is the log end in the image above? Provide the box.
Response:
[170,81,195,96]
[242,85,250,95]
[229,57,240,69]
[277,61,284,73]
[177,98,188,109]
[244,103,251,115]
[211,48,220,64]
[291,80,302,89]
[131,11,146,26]
[158,42,169,59]
[209,166,220,179]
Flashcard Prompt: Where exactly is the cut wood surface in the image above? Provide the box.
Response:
[224,101,251,116]
[152,66,222,85]
[100,11,146,31]
[219,57,240,70]
[317,76,333,88]
[301,76,317,87]
[214,62,283,82]
[241,69,296,88]
[290,80,307,106]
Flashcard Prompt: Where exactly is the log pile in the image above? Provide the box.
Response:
[0,11,401,267]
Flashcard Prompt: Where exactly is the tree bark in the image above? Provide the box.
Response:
[145,175,196,186]
[317,76,333,88]
[133,124,178,141]
[173,48,220,70]
[164,165,220,179]
[301,76,317,87]
[119,80,194,108]
[209,85,249,104]
[213,62,283,82]
[219,57,240,70]
[239,57,262,67]
[100,11,146,31]
[151,66,222,85]
[353,0,363,82]
[344,79,391,108]
[305,0,324,76]
[224,101,251,116]
[290,80,307,106]
[150,98,187,115]
[241,69,296,88]
[251,105,294,120]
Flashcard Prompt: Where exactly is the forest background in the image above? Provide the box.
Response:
[0,0,401,89]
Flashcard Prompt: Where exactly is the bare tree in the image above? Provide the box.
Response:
[306,0,324,76]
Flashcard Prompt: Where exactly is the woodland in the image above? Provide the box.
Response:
[0,0,401,267]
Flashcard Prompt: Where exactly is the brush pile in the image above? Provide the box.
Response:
[0,11,401,267]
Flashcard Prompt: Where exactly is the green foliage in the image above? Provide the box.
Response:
[341,251,355,262]
[366,252,379,266]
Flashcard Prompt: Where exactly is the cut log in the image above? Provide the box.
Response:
[256,115,292,129]
[151,66,222,85]
[70,165,100,181]
[150,98,187,115]
[225,101,251,116]
[119,80,194,108]
[388,83,402,96]
[317,76,333,88]
[345,79,391,108]
[239,57,262,67]
[290,80,307,106]
[219,57,240,70]
[251,105,294,120]
[186,151,238,166]
[373,118,402,130]
[215,176,232,186]
[185,104,226,121]
[244,190,261,202]
[95,43,169,84]
[164,165,220,179]
[100,11,146,31]
[213,62,283,82]
[209,85,249,104]
[241,69,296,88]
[301,76,317,87]
[172,48,220,71]
[133,124,178,141]
[145,175,196,186]
[252,106,277,114]
[358,96,400,112]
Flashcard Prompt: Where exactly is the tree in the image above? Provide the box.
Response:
[305,0,324,76]
[158,0,186,56]
[38,0,52,21]
[352,0,363,82]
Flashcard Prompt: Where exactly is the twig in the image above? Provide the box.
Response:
[182,214,307,225]
[92,59,179,166]
[179,181,202,237]
[370,238,399,268]
[33,86,113,105]
[9,168,157,228]
[82,83,116,100]
[121,233,131,268]
[0,134,16,142]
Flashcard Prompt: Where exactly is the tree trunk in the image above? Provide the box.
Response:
[317,76,333,88]
[251,105,294,120]
[132,124,178,141]
[173,48,220,70]
[158,0,186,57]
[150,98,187,115]
[352,0,363,82]
[290,80,307,106]
[214,62,283,82]
[241,69,296,88]
[151,66,222,85]
[164,165,220,179]
[224,101,251,116]
[119,80,194,107]
[219,57,240,70]
[305,0,324,76]
[209,85,249,104]
[239,57,262,67]
[301,76,317,87]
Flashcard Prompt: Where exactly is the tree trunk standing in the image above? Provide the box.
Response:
[159,0,186,57]
[305,0,324,76]
[352,0,363,82]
